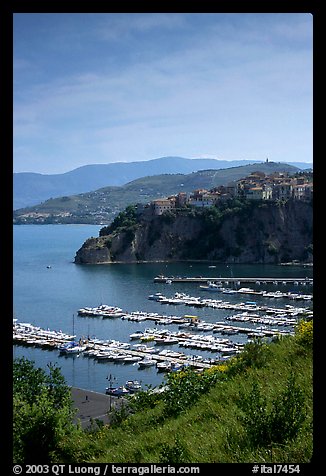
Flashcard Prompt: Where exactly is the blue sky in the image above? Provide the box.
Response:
[13,13,313,174]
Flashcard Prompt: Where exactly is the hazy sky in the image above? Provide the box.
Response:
[13,13,313,174]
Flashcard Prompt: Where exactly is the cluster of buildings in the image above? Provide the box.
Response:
[143,171,313,216]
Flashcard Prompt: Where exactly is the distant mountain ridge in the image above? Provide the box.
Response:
[13,161,304,225]
[13,156,312,210]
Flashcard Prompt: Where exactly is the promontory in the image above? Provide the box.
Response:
[74,201,312,266]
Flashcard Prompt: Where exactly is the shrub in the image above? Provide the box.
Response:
[162,367,222,418]
[227,338,271,376]
[295,319,313,348]
[237,373,307,448]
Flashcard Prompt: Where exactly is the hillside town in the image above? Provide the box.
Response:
[145,170,313,216]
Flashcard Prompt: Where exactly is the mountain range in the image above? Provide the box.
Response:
[13,156,312,210]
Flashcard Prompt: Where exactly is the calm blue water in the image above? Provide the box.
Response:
[13,225,313,393]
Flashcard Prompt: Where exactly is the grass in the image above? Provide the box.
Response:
[57,323,313,463]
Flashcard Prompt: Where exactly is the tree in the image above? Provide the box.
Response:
[13,358,77,463]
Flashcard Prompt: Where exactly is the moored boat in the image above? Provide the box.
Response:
[125,380,142,392]
[106,385,130,396]
[138,357,155,368]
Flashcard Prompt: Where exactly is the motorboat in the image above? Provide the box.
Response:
[156,361,172,372]
[123,355,142,364]
[199,282,225,292]
[138,357,155,368]
[148,292,164,301]
[106,386,130,396]
[125,380,142,392]
[222,288,238,294]
[112,353,128,362]
[155,336,179,345]
[58,341,86,354]
[129,331,144,340]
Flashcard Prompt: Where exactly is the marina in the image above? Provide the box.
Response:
[13,320,216,371]
[14,281,312,382]
[77,293,312,321]
[154,275,313,285]
[13,224,314,394]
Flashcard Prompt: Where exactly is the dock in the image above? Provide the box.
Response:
[154,276,313,285]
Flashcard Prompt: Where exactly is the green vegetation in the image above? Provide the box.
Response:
[13,359,79,463]
[13,320,313,463]
[99,205,138,236]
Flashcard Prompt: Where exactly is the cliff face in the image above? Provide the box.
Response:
[74,200,313,264]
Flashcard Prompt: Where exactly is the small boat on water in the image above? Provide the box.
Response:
[112,353,128,362]
[154,336,179,345]
[123,355,142,364]
[58,341,86,354]
[222,288,238,294]
[106,385,130,396]
[156,361,172,372]
[129,330,144,340]
[96,351,118,361]
[125,380,142,392]
[200,282,225,292]
[148,292,164,301]
[138,357,155,368]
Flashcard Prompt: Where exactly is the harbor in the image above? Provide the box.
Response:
[14,278,312,390]
[77,292,312,320]
[13,225,314,394]
[154,275,313,285]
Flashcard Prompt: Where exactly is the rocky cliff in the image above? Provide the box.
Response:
[74,200,313,264]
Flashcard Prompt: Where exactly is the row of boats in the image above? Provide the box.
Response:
[13,320,223,372]
[148,291,312,314]
[77,295,312,327]
[199,282,312,298]
[105,379,142,396]
[14,280,313,383]
[13,312,295,363]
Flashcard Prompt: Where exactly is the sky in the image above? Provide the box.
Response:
[13,13,313,174]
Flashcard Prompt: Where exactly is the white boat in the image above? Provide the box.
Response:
[123,355,142,364]
[138,357,155,368]
[148,292,164,301]
[96,351,117,360]
[125,380,142,392]
[200,282,225,292]
[106,385,130,396]
[157,337,179,345]
[156,361,172,372]
[59,341,86,354]
[132,344,156,353]
[112,353,128,362]
[129,331,144,340]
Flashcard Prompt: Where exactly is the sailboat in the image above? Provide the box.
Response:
[58,314,86,355]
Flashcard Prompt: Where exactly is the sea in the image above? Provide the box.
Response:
[13,224,313,394]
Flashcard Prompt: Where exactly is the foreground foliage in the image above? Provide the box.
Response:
[13,359,81,463]
[13,320,313,463]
